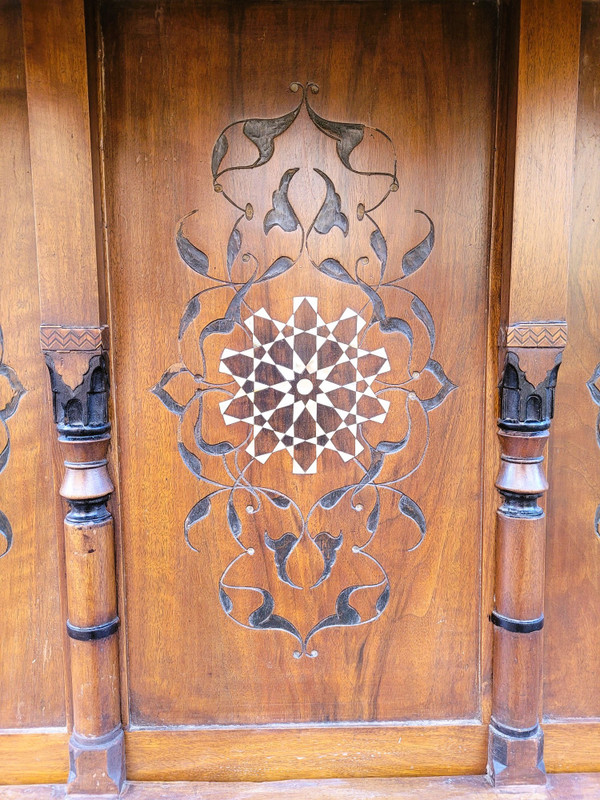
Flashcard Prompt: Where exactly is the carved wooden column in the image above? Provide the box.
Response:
[488,0,581,786]
[22,0,125,793]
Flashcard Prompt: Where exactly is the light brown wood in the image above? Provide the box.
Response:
[544,0,600,722]
[21,0,102,327]
[507,0,581,323]
[0,0,68,732]
[0,732,69,785]
[4,773,600,800]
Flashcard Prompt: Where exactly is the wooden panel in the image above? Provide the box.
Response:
[5,773,600,800]
[0,732,69,785]
[124,725,487,782]
[544,2,600,720]
[0,0,66,730]
[21,0,102,326]
[102,0,497,732]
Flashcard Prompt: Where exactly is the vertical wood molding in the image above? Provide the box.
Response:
[488,0,581,787]
[22,0,124,793]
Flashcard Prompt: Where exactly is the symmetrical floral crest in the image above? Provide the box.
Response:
[153,83,456,657]
[0,325,26,557]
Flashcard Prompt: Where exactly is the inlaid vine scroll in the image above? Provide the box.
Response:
[154,83,455,657]
[0,325,25,557]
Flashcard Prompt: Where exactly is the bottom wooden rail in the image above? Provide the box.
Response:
[3,774,600,800]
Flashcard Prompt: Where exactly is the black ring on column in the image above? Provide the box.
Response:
[490,611,544,633]
[66,616,120,641]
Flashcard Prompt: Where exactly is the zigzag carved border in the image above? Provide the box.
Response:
[40,326,108,352]
[506,322,567,349]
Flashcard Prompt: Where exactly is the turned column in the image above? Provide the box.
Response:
[22,0,125,792]
[43,331,124,793]
[488,0,581,785]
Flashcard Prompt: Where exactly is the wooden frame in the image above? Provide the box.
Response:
[7,0,583,793]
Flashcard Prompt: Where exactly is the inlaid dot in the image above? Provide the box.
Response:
[246,505,254,513]
[247,548,255,555]
[296,378,313,395]
[352,545,360,553]
[355,504,363,511]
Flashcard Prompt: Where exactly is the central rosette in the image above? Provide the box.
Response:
[219,296,390,474]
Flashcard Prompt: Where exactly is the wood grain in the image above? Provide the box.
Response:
[0,0,67,731]
[101,0,497,738]
[0,732,69,785]
[544,1,600,720]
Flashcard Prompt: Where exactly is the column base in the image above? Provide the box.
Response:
[487,722,545,786]
[68,727,125,795]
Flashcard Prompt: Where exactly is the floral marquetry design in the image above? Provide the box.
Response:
[153,83,456,657]
[220,297,390,474]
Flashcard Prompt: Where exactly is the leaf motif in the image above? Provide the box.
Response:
[264,168,299,234]
[178,295,201,340]
[370,227,388,280]
[227,226,242,274]
[0,364,25,421]
[176,218,209,276]
[411,297,436,348]
[0,430,9,473]
[420,359,457,411]
[212,133,229,178]
[242,105,302,168]
[177,441,203,478]
[264,532,299,587]
[247,589,303,643]
[305,586,362,643]
[219,586,233,613]
[258,256,294,283]
[313,532,343,587]
[227,496,242,539]
[367,495,380,534]
[184,496,212,550]
[402,210,434,276]
[267,493,292,509]
[319,486,351,509]
[0,509,12,558]
[306,104,364,170]
[379,316,414,347]
[313,170,348,236]
[316,258,355,285]
[151,365,188,416]
[399,495,426,551]
[376,583,390,614]
[193,395,234,456]
[586,364,600,406]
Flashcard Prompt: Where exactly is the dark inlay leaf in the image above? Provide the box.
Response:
[367,494,380,534]
[399,494,426,550]
[0,436,8,473]
[227,226,242,273]
[313,170,349,236]
[264,168,300,234]
[379,316,414,348]
[420,359,457,411]
[194,396,234,455]
[267,493,292,509]
[178,295,201,340]
[306,104,364,170]
[317,258,355,284]
[313,531,343,586]
[243,105,302,168]
[305,585,362,642]
[402,210,434,276]
[320,486,351,509]
[376,583,390,614]
[258,256,294,283]
[411,296,435,347]
[0,509,12,558]
[176,217,209,276]
[184,495,212,550]
[177,441,203,478]
[211,133,229,178]
[227,496,242,538]
[151,366,187,416]
[248,589,302,643]
[219,586,233,613]
[370,227,388,280]
[264,531,300,586]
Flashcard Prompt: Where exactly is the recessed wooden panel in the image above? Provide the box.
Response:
[0,0,66,728]
[544,2,600,720]
[101,0,496,727]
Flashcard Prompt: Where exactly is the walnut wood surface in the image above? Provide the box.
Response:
[4,773,600,800]
[544,1,600,720]
[0,0,67,731]
[101,0,497,737]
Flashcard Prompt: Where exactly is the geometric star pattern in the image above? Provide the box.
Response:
[219,296,390,474]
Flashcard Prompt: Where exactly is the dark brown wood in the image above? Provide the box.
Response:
[488,0,581,786]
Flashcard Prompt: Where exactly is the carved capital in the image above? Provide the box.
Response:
[44,351,110,439]
[499,351,561,432]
